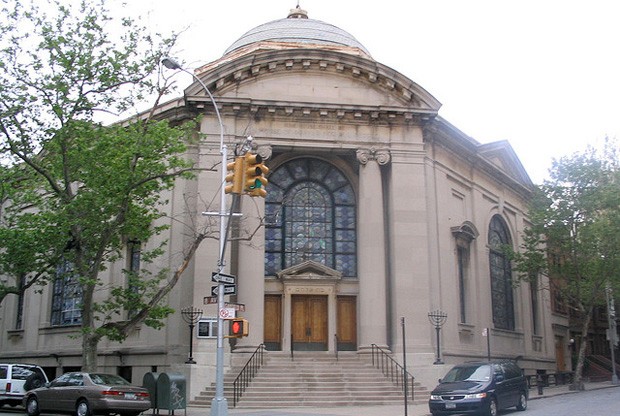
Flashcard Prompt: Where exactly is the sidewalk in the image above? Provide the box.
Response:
[181,381,620,416]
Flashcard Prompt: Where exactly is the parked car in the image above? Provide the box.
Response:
[428,360,528,416]
[0,363,49,408]
[23,372,151,416]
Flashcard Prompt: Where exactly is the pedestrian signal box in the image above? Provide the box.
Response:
[227,317,249,338]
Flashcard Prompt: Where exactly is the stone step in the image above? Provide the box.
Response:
[189,351,430,409]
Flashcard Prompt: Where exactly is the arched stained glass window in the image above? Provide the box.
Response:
[488,215,515,330]
[265,158,356,277]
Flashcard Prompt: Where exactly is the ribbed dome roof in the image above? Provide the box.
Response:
[223,6,371,57]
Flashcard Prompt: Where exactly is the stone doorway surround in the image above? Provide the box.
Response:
[276,260,344,353]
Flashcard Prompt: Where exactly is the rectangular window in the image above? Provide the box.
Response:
[50,261,82,326]
[15,276,25,330]
[457,246,469,323]
[127,241,141,319]
[530,276,539,334]
[197,318,218,338]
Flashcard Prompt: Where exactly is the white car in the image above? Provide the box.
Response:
[0,363,49,408]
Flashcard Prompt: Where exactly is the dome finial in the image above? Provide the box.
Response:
[288,2,308,19]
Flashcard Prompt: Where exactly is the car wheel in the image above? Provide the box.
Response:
[76,399,92,416]
[26,396,40,416]
[517,391,528,411]
[485,397,498,416]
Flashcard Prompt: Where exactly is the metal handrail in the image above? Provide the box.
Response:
[232,344,265,407]
[334,334,339,361]
[371,344,415,400]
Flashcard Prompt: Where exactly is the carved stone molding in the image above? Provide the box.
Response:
[257,145,273,160]
[356,148,391,165]
[451,221,479,246]
[285,285,334,295]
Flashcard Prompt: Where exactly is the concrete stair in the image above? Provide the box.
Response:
[189,351,429,409]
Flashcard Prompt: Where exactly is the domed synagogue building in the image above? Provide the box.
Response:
[0,6,568,407]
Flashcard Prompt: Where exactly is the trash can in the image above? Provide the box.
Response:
[142,372,160,410]
[156,373,187,411]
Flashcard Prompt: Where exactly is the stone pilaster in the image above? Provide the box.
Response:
[356,148,390,350]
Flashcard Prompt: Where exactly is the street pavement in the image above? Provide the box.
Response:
[186,381,620,416]
[1,381,617,416]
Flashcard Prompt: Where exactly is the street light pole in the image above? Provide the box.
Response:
[162,57,230,416]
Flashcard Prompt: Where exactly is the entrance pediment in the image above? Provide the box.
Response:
[276,260,342,282]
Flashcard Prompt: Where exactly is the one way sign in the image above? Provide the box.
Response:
[211,284,236,296]
[211,272,236,284]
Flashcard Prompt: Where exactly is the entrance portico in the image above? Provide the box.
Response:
[268,261,357,353]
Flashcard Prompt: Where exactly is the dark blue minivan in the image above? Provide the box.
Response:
[428,360,528,416]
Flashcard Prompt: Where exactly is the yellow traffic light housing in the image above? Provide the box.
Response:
[227,317,249,338]
[224,157,244,194]
[243,153,269,198]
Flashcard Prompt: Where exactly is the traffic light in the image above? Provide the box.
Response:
[224,157,244,194]
[228,317,249,338]
[243,153,269,197]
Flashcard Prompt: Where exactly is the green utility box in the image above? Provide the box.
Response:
[156,372,187,411]
[142,372,160,409]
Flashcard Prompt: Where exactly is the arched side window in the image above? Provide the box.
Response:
[265,158,356,277]
[488,215,515,331]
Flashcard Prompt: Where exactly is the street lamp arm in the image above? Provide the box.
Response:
[161,58,225,154]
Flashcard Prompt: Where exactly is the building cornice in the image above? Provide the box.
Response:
[187,48,441,114]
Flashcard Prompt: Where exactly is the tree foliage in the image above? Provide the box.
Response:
[0,0,201,370]
[511,138,620,388]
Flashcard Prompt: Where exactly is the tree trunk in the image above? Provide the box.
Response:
[570,307,593,391]
[81,274,99,372]
[82,332,100,372]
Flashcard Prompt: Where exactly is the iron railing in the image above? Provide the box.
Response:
[334,334,339,361]
[232,344,265,407]
[371,344,415,400]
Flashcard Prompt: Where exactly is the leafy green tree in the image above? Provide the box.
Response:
[0,0,207,370]
[511,138,620,390]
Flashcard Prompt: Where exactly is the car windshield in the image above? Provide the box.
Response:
[89,373,131,386]
[442,364,492,382]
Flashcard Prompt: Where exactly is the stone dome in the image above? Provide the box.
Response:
[223,6,371,57]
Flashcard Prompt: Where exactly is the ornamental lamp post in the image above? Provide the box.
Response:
[428,310,448,365]
[181,306,203,364]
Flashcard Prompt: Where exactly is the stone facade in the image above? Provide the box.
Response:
[0,7,568,399]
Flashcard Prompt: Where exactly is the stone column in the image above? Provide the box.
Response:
[356,148,390,350]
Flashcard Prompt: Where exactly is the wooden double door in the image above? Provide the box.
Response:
[292,295,328,351]
[263,294,357,351]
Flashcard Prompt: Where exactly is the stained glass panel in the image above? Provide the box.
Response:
[265,158,356,277]
[488,215,515,331]
[51,261,82,326]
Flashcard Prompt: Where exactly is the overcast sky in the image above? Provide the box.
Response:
[115,0,620,183]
